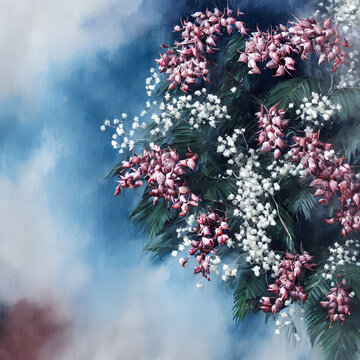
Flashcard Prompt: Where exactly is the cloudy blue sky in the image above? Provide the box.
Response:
[0,0,322,359]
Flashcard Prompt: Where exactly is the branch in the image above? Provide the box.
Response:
[271,195,295,247]
[207,59,267,109]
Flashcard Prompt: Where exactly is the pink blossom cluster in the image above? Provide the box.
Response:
[155,7,246,91]
[114,145,199,216]
[260,251,315,314]
[179,210,230,280]
[289,17,349,72]
[238,17,349,76]
[291,130,360,237]
[238,25,294,76]
[320,279,352,326]
[256,102,290,159]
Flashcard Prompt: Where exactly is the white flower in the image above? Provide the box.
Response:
[231,87,237,93]
[227,238,235,248]
[230,268,237,277]
[275,329,280,335]
[100,125,106,131]
[171,250,178,257]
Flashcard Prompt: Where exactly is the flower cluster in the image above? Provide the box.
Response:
[337,49,360,88]
[316,0,360,88]
[322,240,360,280]
[260,251,316,314]
[106,85,231,146]
[101,114,147,153]
[266,152,307,180]
[291,129,360,236]
[274,303,305,342]
[316,0,360,40]
[217,138,282,276]
[114,145,199,216]
[295,92,341,128]
[156,7,246,91]
[100,69,160,153]
[290,17,349,72]
[256,103,290,159]
[238,25,295,76]
[145,67,161,97]
[320,279,353,325]
[239,17,349,76]
[150,88,230,138]
[178,210,230,280]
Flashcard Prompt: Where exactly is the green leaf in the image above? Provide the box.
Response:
[304,264,360,360]
[130,193,171,241]
[104,162,123,178]
[264,77,322,109]
[283,178,317,221]
[233,268,267,323]
[331,122,360,164]
[329,87,360,122]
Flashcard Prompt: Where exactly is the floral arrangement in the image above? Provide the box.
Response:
[102,3,360,359]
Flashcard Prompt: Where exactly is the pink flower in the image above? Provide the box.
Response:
[180,209,230,280]
[291,130,360,237]
[321,279,352,326]
[256,103,289,158]
[114,146,199,216]
[156,7,246,91]
[260,250,315,314]
[239,17,349,76]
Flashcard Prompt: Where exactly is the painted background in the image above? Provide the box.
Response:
[0,0,322,358]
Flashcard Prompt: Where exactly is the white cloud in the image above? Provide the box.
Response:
[0,133,234,359]
[0,134,91,303]
[0,0,142,96]
[60,262,234,360]
[0,134,320,359]
[229,307,323,360]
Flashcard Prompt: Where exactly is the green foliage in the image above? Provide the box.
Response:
[107,16,360,359]
[275,202,296,252]
[331,122,360,164]
[282,177,317,221]
[233,268,267,323]
[130,192,172,241]
[304,264,360,360]
[104,162,123,178]
[264,77,322,109]
[330,87,360,122]
[222,34,260,92]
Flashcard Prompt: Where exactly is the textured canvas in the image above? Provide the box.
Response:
[0,1,359,359]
